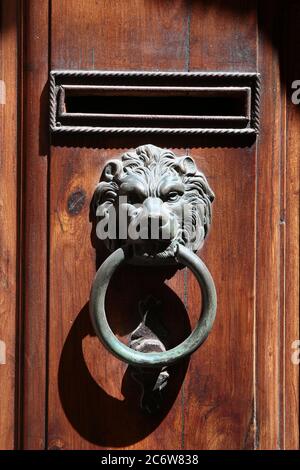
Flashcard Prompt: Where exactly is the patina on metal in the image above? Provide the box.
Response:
[92,144,214,265]
[50,70,260,136]
[129,296,170,414]
[89,144,217,412]
[90,243,217,368]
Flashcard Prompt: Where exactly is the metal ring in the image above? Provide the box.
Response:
[89,245,217,367]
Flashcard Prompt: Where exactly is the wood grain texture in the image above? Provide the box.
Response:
[17,0,299,450]
[48,147,188,450]
[21,0,49,450]
[51,0,190,71]
[283,0,299,450]
[256,0,282,449]
[183,1,257,450]
[0,0,18,450]
[189,0,257,72]
[184,150,256,449]
[48,0,190,449]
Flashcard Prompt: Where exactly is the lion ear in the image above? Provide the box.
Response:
[177,156,197,176]
[92,183,102,215]
[199,174,215,203]
[102,159,123,182]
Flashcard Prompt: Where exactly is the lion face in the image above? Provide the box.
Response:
[93,145,214,262]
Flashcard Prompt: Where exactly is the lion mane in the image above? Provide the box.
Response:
[93,144,215,259]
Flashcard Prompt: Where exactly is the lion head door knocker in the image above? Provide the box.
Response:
[89,144,217,413]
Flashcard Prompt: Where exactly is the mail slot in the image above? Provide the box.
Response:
[50,70,260,135]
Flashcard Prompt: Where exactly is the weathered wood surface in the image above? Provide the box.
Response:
[5,0,298,450]
[0,0,18,450]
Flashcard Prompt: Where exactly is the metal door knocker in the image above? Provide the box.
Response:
[89,144,217,412]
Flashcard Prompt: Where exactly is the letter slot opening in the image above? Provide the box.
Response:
[50,71,260,135]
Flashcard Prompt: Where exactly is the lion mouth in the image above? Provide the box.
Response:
[130,240,171,258]
[124,229,185,261]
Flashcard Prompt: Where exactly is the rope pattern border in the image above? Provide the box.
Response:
[50,126,256,135]
[49,70,261,136]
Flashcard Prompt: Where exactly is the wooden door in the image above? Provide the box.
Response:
[0,0,299,450]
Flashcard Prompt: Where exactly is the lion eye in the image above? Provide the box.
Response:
[127,192,143,205]
[166,191,180,202]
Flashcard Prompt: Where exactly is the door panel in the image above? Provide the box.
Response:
[48,0,257,449]
[13,0,299,450]
[51,0,190,71]
[184,2,257,449]
[49,0,191,450]
[184,150,256,449]
[21,0,49,450]
[0,0,18,450]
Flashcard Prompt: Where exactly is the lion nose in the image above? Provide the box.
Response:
[139,197,171,240]
[142,198,169,227]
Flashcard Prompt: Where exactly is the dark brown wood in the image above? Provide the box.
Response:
[48,0,190,450]
[184,1,257,449]
[0,0,18,450]
[283,0,300,450]
[256,0,282,449]
[21,0,49,450]
[14,0,299,450]
[189,0,257,72]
